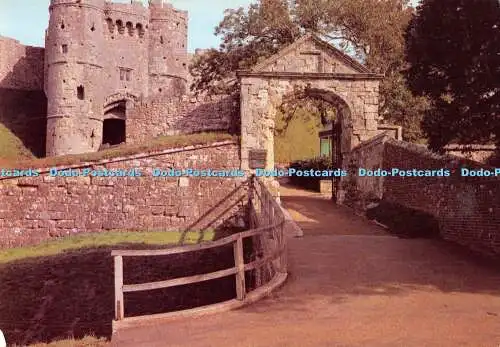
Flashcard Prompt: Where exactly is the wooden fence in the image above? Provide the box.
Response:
[111,176,288,329]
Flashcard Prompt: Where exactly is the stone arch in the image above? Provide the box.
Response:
[237,34,383,203]
[101,93,140,147]
[103,92,139,115]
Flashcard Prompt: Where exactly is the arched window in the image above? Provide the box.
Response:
[136,23,145,38]
[116,20,124,34]
[126,22,134,36]
[106,18,114,33]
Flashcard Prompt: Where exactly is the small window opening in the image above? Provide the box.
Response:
[77,85,84,100]
[158,88,162,92]
[160,36,164,44]
[136,23,145,38]
[61,44,68,53]
[61,21,65,29]
[116,20,124,34]
[126,22,134,36]
[106,18,114,33]
[91,23,95,32]
[119,68,131,81]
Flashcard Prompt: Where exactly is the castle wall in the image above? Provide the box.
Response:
[346,135,500,257]
[148,0,189,96]
[127,94,240,144]
[43,0,191,156]
[45,0,107,155]
[0,36,47,156]
[101,1,150,101]
[0,141,244,248]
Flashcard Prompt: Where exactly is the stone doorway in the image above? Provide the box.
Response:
[102,118,126,146]
[102,100,127,147]
[237,34,383,203]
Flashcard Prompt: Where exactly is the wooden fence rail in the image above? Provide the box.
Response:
[112,176,288,328]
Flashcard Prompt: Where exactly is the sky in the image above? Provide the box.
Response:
[0,0,253,52]
[0,0,419,52]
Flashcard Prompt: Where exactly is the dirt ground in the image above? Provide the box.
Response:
[112,184,500,347]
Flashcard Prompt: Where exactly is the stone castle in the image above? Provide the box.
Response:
[45,0,188,156]
[0,0,207,157]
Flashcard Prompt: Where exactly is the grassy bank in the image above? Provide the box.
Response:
[1,230,233,346]
[25,335,107,347]
[0,230,215,264]
[0,123,35,161]
[0,132,236,169]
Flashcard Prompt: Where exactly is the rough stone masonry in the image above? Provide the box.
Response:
[0,142,247,248]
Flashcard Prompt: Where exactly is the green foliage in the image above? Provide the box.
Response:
[0,123,35,160]
[190,0,428,142]
[25,335,107,347]
[290,155,334,171]
[405,0,500,150]
[274,107,324,164]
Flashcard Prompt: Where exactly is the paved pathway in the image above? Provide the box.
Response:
[112,184,500,347]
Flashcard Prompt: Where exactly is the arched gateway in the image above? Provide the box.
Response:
[237,34,384,203]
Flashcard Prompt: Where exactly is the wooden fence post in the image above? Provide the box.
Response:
[114,255,125,321]
[280,222,288,274]
[234,236,246,300]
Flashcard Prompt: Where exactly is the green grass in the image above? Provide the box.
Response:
[25,335,107,347]
[274,108,322,164]
[0,123,35,160]
[0,230,215,264]
[0,132,236,169]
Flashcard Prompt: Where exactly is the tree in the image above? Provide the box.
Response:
[190,0,427,142]
[405,0,500,150]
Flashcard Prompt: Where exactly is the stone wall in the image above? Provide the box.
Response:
[444,144,497,164]
[127,94,240,143]
[347,134,500,256]
[0,36,47,156]
[0,141,246,248]
[0,36,45,90]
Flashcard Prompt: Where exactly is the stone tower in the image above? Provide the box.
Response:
[44,0,189,156]
[45,0,106,156]
[148,0,188,96]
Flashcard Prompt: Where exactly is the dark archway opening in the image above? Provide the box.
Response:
[102,119,125,146]
[276,86,350,202]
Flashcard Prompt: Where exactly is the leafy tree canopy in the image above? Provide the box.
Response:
[405,0,500,150]
[190,0,429,142]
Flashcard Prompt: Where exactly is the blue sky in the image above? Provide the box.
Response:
[0,0,419,52]
[0,0,253,52]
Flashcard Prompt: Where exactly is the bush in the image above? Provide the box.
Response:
[288,155,334,191]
